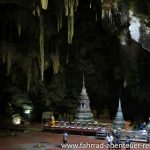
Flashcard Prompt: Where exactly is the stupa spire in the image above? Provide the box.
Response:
[83,74,85,88]
[119,98,121,110]
[113,98,125,129]
[81,74,87,95]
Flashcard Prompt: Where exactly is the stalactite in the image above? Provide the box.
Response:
[57,3,63,33]
[113,0,118,9]
[63,0,79,44]
[101,0,119,20]
[41,0,48,10]
[51,49,59,74]
[2,52,6,63]
[39,15,45,81]
[7,50,12,76]
[90,2,92,9]
[64,0,68,16]
[32,6,40,17]
[109,10,112,19]
[32,9,36,16]
[36,6,41,16]
[74,0,79,12]
[96,13,97,22]
[124,80,127,88]
[64,0,79,44]
[27,67,32,92]
[18,23,21,37]
[57,14,63,33]
[69,0,74,17]
[102,9,105,19]
[67,0,74,44]
[68,16,74,44]
[109,11,112,19]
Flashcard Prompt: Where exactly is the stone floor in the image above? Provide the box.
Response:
[0,129,149,150]
[0,131,103,150]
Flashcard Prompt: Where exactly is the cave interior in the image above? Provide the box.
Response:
[0,0,150,124]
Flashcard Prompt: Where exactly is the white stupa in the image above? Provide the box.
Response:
[113,98,125,129]
[75,75,94,124]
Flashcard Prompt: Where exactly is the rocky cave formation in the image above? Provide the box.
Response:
[0,0,150,122]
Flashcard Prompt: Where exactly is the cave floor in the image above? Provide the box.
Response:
[0,131,104,150]
[0,124,148,150]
